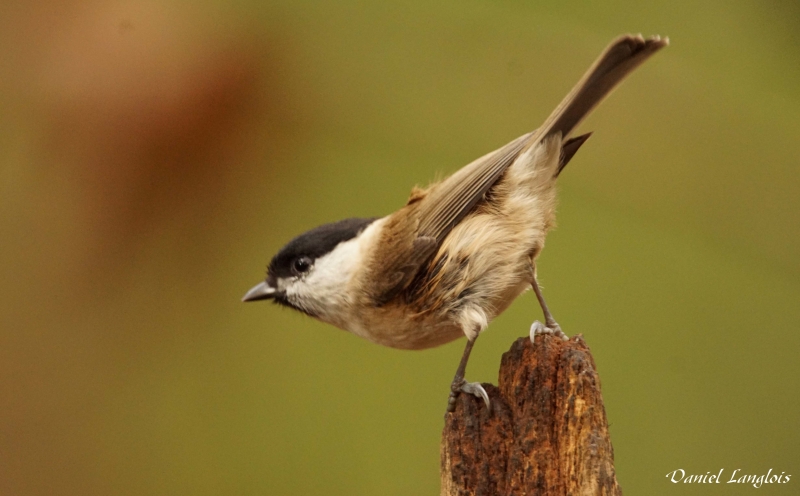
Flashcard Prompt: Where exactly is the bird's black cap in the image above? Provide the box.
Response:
[267,217,378,279]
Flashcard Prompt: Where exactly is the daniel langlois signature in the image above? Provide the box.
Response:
[666,469,792,488]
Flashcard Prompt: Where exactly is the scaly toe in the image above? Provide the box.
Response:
[450,377,466,393]
[530,321,569,342]
[446,392,458,413]
[530,320,553,341]
[445,380,491,414]
[550,323,568,341]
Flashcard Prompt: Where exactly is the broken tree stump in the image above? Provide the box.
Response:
[441,334,621,496]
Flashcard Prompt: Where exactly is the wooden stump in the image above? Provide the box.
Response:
[441,334,621,496]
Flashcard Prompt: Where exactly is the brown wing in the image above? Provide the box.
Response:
[366,132,591,306]
[369,35,667,305]
[415,35,667,245]
[416,132,533,244]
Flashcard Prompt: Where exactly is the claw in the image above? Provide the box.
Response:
[461,382,491,411]
[530,320,568,342]
[446,378,491,413]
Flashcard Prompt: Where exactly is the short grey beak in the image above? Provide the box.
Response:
[242,281,276,302]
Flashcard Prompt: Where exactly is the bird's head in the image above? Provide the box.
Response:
[242,217,379,322]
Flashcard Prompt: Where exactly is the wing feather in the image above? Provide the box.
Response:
[417,132,532,242]
[368,35,667,305]
[416,34,667,246]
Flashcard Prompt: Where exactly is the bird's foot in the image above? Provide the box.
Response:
[530,320,568,343]
[446,378,490,413]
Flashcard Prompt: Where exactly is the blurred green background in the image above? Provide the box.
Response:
[1,1,798,494]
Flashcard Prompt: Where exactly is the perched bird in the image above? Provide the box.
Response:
[243,34,667,411]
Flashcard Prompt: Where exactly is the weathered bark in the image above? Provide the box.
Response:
[441,334,621,496]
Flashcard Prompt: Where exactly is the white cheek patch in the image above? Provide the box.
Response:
[284,219,385,322]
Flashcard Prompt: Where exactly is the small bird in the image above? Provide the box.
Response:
[243,34,667,411]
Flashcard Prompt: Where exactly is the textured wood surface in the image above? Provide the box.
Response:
[441,334,621,496]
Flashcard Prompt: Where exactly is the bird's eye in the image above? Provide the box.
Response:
[292,256,312,275]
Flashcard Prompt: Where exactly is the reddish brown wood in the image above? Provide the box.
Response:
[441,334,621,496]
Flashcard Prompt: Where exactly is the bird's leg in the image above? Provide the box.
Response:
[530,271,568,342]
[446,337,490,413]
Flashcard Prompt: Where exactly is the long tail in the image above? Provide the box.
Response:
[537,34,668,145]
[412,35,666,249]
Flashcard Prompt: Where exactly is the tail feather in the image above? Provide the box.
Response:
[538,34,668,143]
[557,132,592,176]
